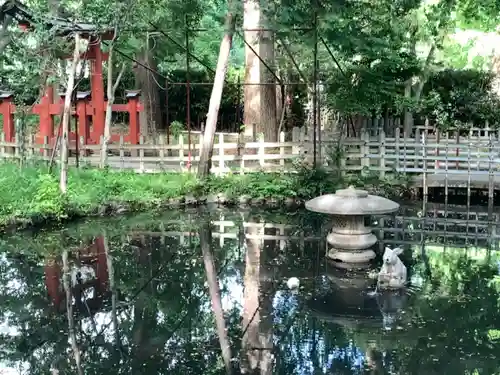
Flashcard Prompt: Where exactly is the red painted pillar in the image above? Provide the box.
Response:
[76,91,91,146]
[94,236,109,292]
[34,87,55,144]
[0,91,15,142]
[44,257,63,309]
[89,38,105,143]
[126,90,141,144]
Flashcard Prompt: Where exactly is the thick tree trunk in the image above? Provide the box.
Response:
[60,33,80,194]
[0,15,12,56]
[134,39,163,135]
[403,79,413,135]
[197,3,236,178]
[200,220,233,374]
[241,223,274,374]
[243,0,277,141]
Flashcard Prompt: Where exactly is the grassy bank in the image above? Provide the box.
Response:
[0,162,413,229]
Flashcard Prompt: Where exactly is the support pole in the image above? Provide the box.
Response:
[312,7,318,166]
[186,15,192,170]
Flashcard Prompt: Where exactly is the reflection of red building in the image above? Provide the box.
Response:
[44,236,110,314]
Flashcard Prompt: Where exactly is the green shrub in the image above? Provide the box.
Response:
[0,162,410,228]
[419,69,500,130]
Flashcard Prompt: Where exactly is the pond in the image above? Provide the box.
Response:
[1,200,500,375]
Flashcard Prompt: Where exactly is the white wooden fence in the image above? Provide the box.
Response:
[3,124,500,186]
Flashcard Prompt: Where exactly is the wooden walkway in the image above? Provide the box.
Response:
[411,173,500,189]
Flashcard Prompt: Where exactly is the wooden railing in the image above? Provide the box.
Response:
[3,125,500,183]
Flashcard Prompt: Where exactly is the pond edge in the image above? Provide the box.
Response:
[0,193,307,233]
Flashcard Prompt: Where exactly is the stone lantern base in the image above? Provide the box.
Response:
[326,214,377,267]
[305,186,400,269]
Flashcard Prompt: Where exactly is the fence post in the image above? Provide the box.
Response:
[139,135,145,173]
[292,127,300,155]
[79,136,86,166]
[395,127,400,171]
[238,131,245,173]
[437,125,443,170]
[119,135,125,170]
[15,118,23,163]
[259,133,265,168]
[27,134,34,160]
[279,131,285,168]
[488,130,494,202]
[179,134,184,169]
[159,134,165,170]
[422,124,428,197]
[219,132,225,174]
[0,133,4,158]
[414,126,421,170]
[299,127,306,161]
[361,129,369,172]
[99,135,104,167]
[43,136,49,159]
[378,127,385,179]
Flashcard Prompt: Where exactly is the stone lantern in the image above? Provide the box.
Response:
[305,186,399,267]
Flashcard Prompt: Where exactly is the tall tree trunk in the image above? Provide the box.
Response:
[403,79,413,135]
[197,3,236,178]
[60,33,80,194]
[134,36,163,135]
[243,0,277,141]
[101,39,126,168]
[103,232,120,347]
[241,222,274,374]
[0,15,12,56]
[62,250,84,375]
[404,43,437,135]
[200,219,233,374]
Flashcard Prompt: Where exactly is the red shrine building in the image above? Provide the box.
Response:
[0,0,142,149]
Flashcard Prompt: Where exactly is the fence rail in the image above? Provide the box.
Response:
[3,125,500,190]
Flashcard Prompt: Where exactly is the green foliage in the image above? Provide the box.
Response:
[327,53,420,116]
[0,162,411,229]
[169,120,185,138]
[419,69,500,129]
[31,173,66,218]
[165,68,243,129]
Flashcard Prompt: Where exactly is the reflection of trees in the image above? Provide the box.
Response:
[0,220,239,374]
[241,218,275,375]
[1,209,500,375]
[62,249,84,375]
[200,217,233,374]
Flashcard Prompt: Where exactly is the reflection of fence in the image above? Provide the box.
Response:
[129,205,500,251]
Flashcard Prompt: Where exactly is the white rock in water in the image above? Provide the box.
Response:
[287,277,300,289]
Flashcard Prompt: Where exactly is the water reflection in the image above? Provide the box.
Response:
[0,201,499,374]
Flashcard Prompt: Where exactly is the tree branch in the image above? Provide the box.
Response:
[0,15,13,56]
[113,62,126,93]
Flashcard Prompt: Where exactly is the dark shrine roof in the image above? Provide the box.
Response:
[0,0,111,36]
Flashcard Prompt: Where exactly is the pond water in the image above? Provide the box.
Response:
[1,200,500,375]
